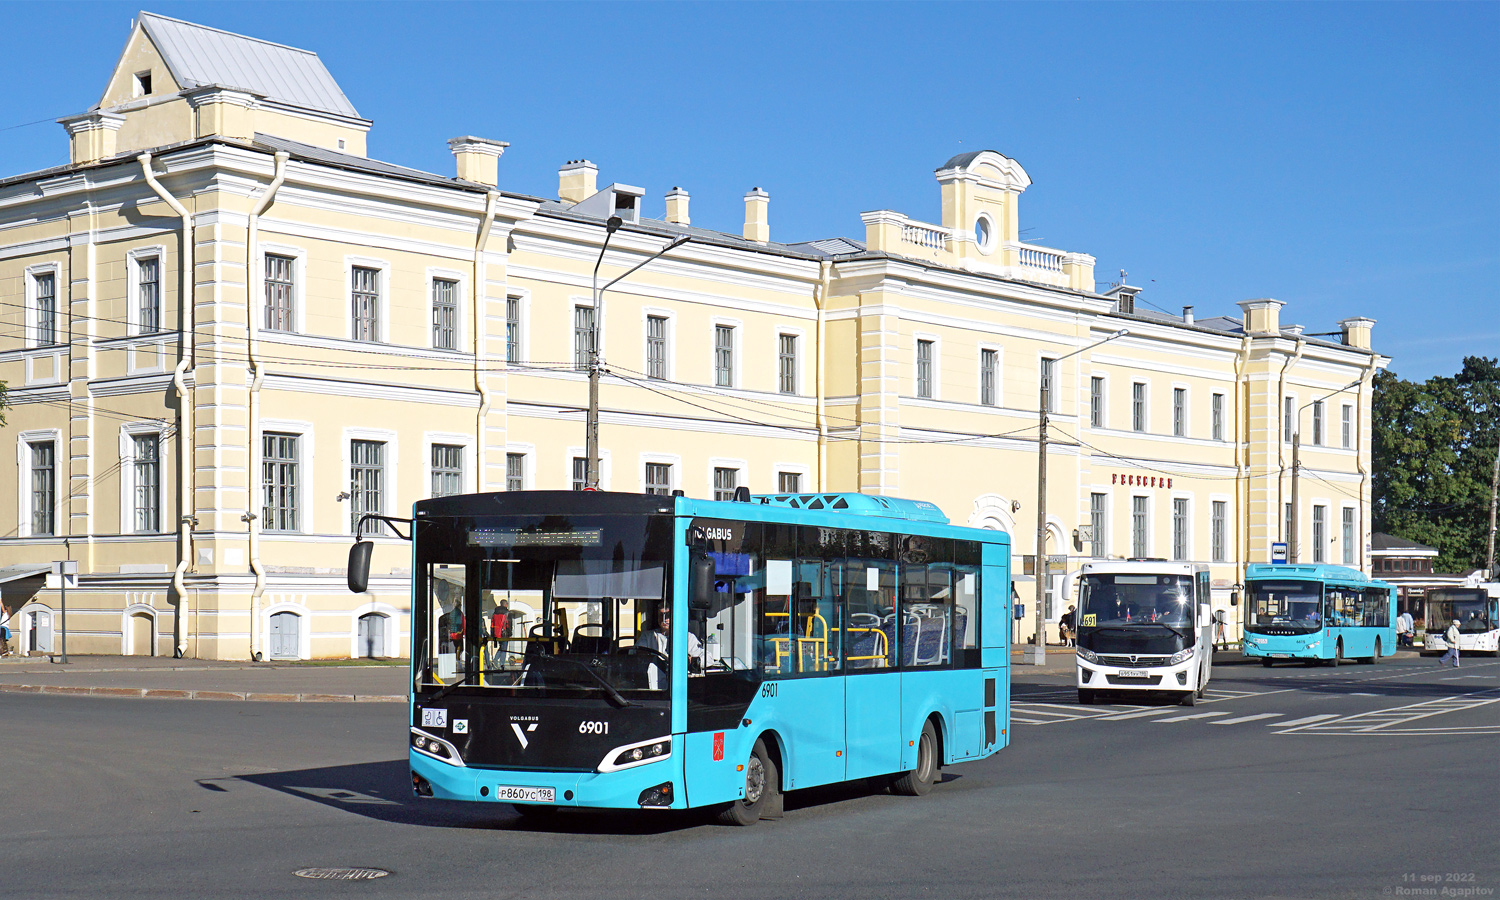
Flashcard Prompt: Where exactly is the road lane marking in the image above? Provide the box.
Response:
[1274,714,1338,727]
[1276,687,1500,734]
[1154,711,1230,723]
[1098,708,1183,721]
[1211,713,1282,725]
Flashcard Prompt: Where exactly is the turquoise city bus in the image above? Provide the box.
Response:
[1241,563,1396,667]
[347,489,1010,825]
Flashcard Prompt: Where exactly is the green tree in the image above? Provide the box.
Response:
[1372,356,1500,571]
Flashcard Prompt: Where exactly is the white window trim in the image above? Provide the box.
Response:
[348,600,404,659]
[1131,379,1150,433]
[1209,492,1233,563]
[641,306,675,381]
[126,245,167,336]
[640,452,682,494]
[776,326,806,396]
[1087,488,1111,558]
[425,266,468,352]
[505,442,536,491]
[1284,393,1298,444]
[565,446,611,490]
[1340,403,1355,450]
[1211,392,1227,442]
[571,297,600,371]
[914,332,940,401]
[1169,493,1193,562]
[505,289,531,365]
[423,431,475,498]
[1171,382,1190,438]
[708,456,750,499]
[978,343,1003,407]
[1088,372,1108,429]
[344,255,392,343]
[16,428,63,538]
[343,427,399,535]
[261,600,312,661]
[258,419,315,534]
[24,262,62,349]
[1339,504,1359,566]
[259,242,308,335]
[974,211,997,255]
[118,422,168,534]
[1309,499,1331,564]
[1129,492,1153,559]
[709,317,743,389]
[774,463,811,494]
[1310,399,1326,447]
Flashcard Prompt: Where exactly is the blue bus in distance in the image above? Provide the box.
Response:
[348,489,1010,825]
[1241,563,1396,666]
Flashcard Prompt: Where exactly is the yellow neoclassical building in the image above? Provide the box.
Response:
[0,13,1386,659]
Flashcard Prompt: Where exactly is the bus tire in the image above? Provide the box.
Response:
[1261,658,1273,668]
[716,739,777,826]
[1362,639,1381,664]
[892,720,939,797]
[1333,640,1344,666]
[1077,688,1095,705]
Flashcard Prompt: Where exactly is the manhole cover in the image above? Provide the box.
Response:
[293,867,390,881]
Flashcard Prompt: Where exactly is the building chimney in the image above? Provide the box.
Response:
[1182,305,1194,325]
[559,160,598,204]
[58,111,125,165]
[665,187,690,225]
[1237,298,1284,335]
[448,136,508,187]
[743,187,769,243]
[1338,316,1377,350]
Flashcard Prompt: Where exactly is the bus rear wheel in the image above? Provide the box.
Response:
[1361,639,1381,664]
[716,739,777,826]
[892,720,939,796]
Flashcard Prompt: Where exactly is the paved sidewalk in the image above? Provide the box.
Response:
[0,654,408,702]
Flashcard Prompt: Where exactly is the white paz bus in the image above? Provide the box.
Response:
[1073,560,1215,706]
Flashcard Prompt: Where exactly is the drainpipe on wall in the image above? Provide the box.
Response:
[1355,356,1378,573]
[474,191,499,479]
[139,152,194,658]
[246,151,289,662]
[1275,336,1306,541]
[813,261,832,491]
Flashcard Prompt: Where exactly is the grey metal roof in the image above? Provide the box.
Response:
[939,151,987,170]
[252,133,478,189]
[0,564,49,585]
[1372,533,1440,554]
[787,237,867,256]
[138,12,361,119]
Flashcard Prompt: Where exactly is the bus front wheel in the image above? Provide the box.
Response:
[716,739,778,826]
[1331,641,1345,666]
[892,720,939,796]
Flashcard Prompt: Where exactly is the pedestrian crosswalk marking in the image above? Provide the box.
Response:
[1154,711,1230,723]
[1098,707,1182,721]
[1274,714,1337,727]
[1276,688,1500,735]
[1211,713,1282,725]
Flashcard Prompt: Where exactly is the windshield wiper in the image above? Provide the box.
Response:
[530,655,636,708]
[1087,622,1190,639]
[428,667,518,703]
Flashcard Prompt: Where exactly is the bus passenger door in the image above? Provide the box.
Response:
[844,556,902,779]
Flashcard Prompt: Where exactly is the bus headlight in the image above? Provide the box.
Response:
[411,729,465,767]
[1168,648,1196,665]
[1076,648,1099,663]
[599,736,672,772]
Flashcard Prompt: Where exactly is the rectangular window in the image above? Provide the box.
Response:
[1040,357,1057,411]
[1131,496,1148,558]
[1284,396,1294,442]
[646,315,667,379]
[261,433,299,532]
[1311,400,1324,446]
[1211,500,1227,563]
[1132,383,1146,432]
[35,272,57,346]
[265,255,295,332]
[505,297,521,363]
[351,266,380,342]
[1089,492,1107,558]
[138,257,160,333]
[1090,376,1104,427]
[713,466,738,501]
[571,457,589,491]
[133,434,160,532]
[349,440,385,533]
[778,334,798,395]
[1341,404,1353,449]
[715,325,735,388]
[778,471,801,493]
[1341,507,1355,565]
[506,453,525,492]
[1172,498,1189,561]
[1312,505,1326,563]
[981,350,999,407]
[1172,388,1186,437]
[644,462,672,496]
[431,444,463,498]
[29,441,55,536]
[916,340,934,399]
[1211,393,1225,441]
[431,279,458,350]
[574,306,595,370]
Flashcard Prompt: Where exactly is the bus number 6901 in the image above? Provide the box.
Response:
[760,682,778,698]
[579,721,609,735]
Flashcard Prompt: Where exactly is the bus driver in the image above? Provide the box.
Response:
[636,605,703,687]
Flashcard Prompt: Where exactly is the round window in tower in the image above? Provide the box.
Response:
[974,214,994,254]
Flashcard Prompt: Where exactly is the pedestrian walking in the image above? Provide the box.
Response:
[1396,609,1414,648]
[1059,604,1077,648]
[1438,618,1461,668]
[0,603,11,657]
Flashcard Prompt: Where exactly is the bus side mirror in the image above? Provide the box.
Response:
[348,540,373,594]
[690,554,715,610]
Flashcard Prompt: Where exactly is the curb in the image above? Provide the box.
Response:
[0,683,405,703]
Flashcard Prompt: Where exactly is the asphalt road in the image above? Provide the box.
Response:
[3,651,1497,899]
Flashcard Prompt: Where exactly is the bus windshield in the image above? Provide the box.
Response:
[1077,575,1193,631]
[1246,581,1324,634]
[1425,592,1496,634]
[415,514,675,698]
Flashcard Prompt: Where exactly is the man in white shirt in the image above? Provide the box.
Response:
[1397,610,1414,648]
[637,606,703,689]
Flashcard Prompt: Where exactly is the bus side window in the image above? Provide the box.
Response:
[953,540,981,668]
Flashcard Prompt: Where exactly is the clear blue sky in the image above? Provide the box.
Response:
[2,2,1494,381]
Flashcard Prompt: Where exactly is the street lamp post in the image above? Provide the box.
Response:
[1289,378,1363,564]
[1028,328,1128,666]
[585,221,691,489]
